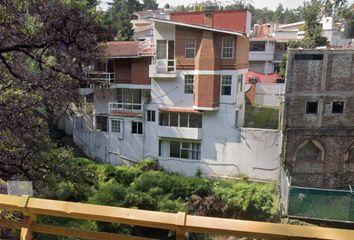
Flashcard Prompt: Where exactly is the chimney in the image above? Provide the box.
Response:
[203,11,213,27]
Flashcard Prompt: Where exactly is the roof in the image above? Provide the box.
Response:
[159,107,202,114]
[170,10,248,33]
[101,41,139,58]
[279,21,305,29]
[151,18,247,37]
[246,70,281,84]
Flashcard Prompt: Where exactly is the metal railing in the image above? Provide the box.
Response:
[138,38,155,56]
[85,72,115,83]
[1,194,354,240]
[109,102,142,113]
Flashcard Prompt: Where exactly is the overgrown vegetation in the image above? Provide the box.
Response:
[244,104,279,129]
[36,156,278,239]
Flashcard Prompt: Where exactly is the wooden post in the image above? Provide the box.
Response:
[175,212,186,240]
[19,195,36,240]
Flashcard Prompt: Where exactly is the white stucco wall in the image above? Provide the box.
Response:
[158,128,281,182]
[255,83,285,107]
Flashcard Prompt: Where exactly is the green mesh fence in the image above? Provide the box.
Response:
[288,187,354,222]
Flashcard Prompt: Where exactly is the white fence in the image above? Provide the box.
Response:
[246,83,285,107]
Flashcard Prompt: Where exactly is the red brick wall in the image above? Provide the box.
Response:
[114,59,131,83]
[131,58,150,85]
[194,75,220,108]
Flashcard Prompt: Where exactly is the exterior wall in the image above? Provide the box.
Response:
[283,49,354,189]
[114,59,131,83]
[131,58,150,85]
[255,83,285,107]
[157,128,281,182]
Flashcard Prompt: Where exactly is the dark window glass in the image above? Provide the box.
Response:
[147,110,156,122]
[180,113,189,127]
[170,141,180,158]
[295,54,323,60]
[332,101,344,114]
[169,113,179,127]
[96,116,108,132]
[250,42,266,51]
[159,112,169,126]
[189,114,202,128]
[132,122,143,134]
[306,101,318,114]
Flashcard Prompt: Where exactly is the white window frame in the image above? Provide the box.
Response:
[185,38,196,59]
[131,121,143,135]
[221,75,232,96]
[110,119,122,133]
[159,112,202,128]
[222,37,234,59]
[161,140,201,160]
[184,75,194,94]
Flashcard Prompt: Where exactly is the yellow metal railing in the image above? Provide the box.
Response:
[0,194,354,240]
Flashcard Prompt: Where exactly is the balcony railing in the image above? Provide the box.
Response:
[1,194,354,240]
[85,72,115,83]
[109,102,142,114]
[149,59,176,78]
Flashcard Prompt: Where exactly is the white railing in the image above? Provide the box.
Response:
[85,72,115,83]
[109,102,142,113]
[138,38,155,56]
[154,59,176,73]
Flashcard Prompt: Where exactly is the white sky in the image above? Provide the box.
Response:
[100,0,304,11]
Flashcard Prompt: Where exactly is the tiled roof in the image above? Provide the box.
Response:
[110,111,143,117]
[101,41,139,58]
[246,70,281,84]
[159,108,202,114]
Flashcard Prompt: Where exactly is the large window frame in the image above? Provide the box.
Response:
[222,37,234,59]
[117,89,141,111]
[221,75,232,96]
[184,75,194,94]
[110,119,122,133]
[185,39,196,59]
[159,112,202,128]
[160,140,201,160]
[131,121,143,135]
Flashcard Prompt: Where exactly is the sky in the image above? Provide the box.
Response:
[100,0,304,11]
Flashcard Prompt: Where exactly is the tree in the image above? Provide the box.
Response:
[0,0,105,183]
[143,0,158,10]
[164,3,170,9]
[273,4,284,22]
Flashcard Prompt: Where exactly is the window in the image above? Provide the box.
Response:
[147,110,156,122]
[96,116,107,132]
[156,40,167,59]
[132,121,143,134]
[237,75,243,92]
[110,119,121,133]
[221,75,232,95]
[306,101,318,114]
[159,112,202,128]
[185,39,196,58]
[184,75,194,94]
[274,63,280,73]
[332,101,344,114]
[250,42,266,51]
[222,38,234,59]
[295,54,323,60]
[117,89,141,110]
[160,140,201,160]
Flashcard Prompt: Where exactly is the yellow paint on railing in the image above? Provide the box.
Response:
[0,194,353,240]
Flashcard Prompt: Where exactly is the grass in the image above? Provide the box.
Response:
[244,104,279,129]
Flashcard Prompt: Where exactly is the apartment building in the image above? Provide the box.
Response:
[282,49,354,189]
[73,10,285,180]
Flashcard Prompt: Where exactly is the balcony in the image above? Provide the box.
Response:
[109,102,142,114]
[158,126,202,140]
[85,72,115,83]
[249,51,274,62]
[149,59,176,78]
[1,194,354,240]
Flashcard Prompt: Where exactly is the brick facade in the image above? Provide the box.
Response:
[283,50,354,189]
[114,58,150,85]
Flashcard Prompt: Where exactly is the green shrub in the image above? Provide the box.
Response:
[114,165,142,186]
[171,177,211,199]
[88,180,126,207]
[135,157,158,171]
[132,171,175,193]
[158,197,186,213]
[123,189,157,210]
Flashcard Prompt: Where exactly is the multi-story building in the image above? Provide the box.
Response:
[74,10,283,180]
[282,49,354,189]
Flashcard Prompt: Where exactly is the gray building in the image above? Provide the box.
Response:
[283,49,354,189]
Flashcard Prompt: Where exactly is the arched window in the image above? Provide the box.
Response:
[296,140,323,162]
